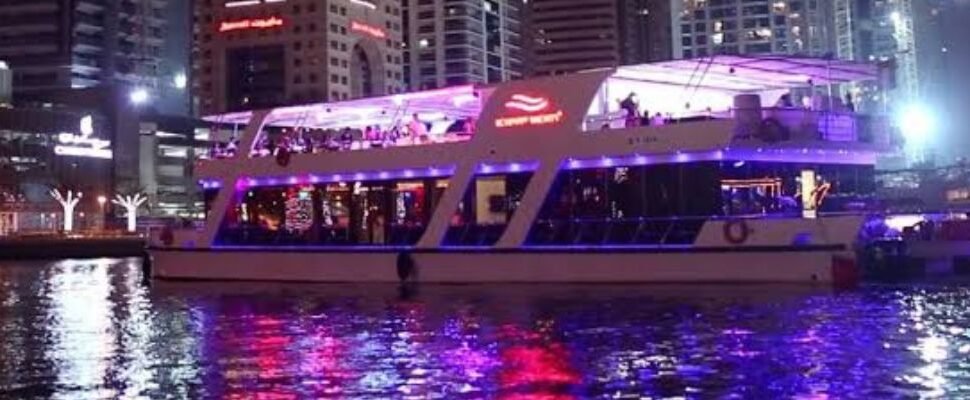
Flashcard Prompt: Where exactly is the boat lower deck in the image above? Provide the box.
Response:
[149,245,855,285]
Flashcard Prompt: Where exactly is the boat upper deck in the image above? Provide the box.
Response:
[196,56,896,183]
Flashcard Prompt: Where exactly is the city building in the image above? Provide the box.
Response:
[526,0,672,76]
[0,104,115,233]
[671,0,835,59]
[401,0,523,89]
[193,0,405,115]
[0,88,214,234]
[138,115,216,219]
[0,0,170,103]
[0,60,10,106]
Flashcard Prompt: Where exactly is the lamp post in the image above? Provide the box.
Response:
[97,195,107,232]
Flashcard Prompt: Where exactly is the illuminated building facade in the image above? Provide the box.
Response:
[0,0,168,101]
[193,0,405,115]
[672,0,834,59]
[525,0,672,76]
[402,0,523,89]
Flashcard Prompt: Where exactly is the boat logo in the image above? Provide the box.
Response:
[504,94,550,113]
[495,93,564,128]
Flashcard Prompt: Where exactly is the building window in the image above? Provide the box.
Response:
[340,76,347,85]
[293,5,301,13]
[330,57,339,66]
[330,24,339,33]
[340,43,347,51]
[340,7,347,16]
[331,74,339,83]
[293,42,302,50]
[294,75,303,84]
[330,41,339,50]
[340,26,347,34]
[294,58,302,66]
[310,73,318,83]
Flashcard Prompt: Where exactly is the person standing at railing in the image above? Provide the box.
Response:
[619,92,639,128]
[408,113,428,145]
[844,93,856,112]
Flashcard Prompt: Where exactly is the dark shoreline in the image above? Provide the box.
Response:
[0,237,146,260]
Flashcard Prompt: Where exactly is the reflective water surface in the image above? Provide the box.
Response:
[2,258,970,399]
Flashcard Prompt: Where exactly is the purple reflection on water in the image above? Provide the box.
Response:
[0,259,969,398]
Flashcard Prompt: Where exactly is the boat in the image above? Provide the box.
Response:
[148,55,897,285]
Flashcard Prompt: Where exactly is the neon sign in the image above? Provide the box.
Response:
[218,16,284,32]
[54,115,112,159]
[350,21,386,39]
[494,94,564,128]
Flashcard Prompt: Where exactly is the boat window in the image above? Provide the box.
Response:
[527,163,720,246]
[721,161,876,215]
[443,171,534,246]
[216,176,450,246]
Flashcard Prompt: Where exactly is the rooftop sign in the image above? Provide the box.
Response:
[218,16,284,32]
[350,21,386,39]
[54,115,112,159]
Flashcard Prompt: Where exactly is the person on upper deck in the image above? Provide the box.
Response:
[619,92,640,128]
[408,113,428,144]
[776,94,794,108]
[339,127,354,150]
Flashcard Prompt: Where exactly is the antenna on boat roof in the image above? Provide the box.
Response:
[682,55,715,113]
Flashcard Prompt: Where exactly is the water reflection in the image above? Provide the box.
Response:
[1,259,970,398]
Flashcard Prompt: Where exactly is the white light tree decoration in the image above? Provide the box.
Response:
[49,189,82,232]
[112,193,147,233]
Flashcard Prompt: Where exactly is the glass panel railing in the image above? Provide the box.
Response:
[527,217,706,246]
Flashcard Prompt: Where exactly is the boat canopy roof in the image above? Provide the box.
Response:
[204,56,880,128]
[612,55,880,93]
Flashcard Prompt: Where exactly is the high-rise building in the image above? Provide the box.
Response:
[0,61,10,106]
[526,0,671,76]
[401,0,523,89]
[193,0,405,115]
[0,0,167,101]
[672,0,835,59]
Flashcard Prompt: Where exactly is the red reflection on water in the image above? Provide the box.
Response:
[498,324,580,399]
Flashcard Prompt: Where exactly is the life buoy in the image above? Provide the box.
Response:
[275,147,291,167]
[723,219,751,245]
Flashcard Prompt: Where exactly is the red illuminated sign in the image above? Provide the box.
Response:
[350,21,387,39]
[495,94,564,128]
[218,16,284,32]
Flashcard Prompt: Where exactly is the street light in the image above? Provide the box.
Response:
[130,87,150,105]
[97,195,107,232]
[173,73,187,90]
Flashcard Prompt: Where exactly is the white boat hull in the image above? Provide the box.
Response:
[149,246,857,285]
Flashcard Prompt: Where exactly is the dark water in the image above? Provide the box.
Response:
[2,259,970,399]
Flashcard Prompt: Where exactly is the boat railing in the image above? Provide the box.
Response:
[585,107,894,146]
[215,222,427,247]
[198,128,475,161]
[527,216,711,246]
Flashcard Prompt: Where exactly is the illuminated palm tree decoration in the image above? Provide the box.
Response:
[49,189,82,232]
[112,193,147,233]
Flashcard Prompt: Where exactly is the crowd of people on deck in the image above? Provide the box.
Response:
[600,92,705,130]
[599,88,860,132]
[207,114,476,159]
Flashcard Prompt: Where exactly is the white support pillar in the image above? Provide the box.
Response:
[495,158,562,248]
[200,109,272,246]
